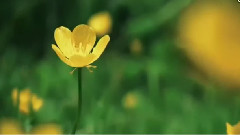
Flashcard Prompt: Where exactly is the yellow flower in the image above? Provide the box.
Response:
[31,123,62,134]
[226,122,240,134]
[0,119,23,134]
[179,1,240,88]
[0,119,61,134]
[12,88,43,114]
[130,38,143,56]
[52,24,110,68]
[88,12,112,36]
[123,92,138,109]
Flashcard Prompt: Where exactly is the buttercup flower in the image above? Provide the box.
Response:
[179,1,240,88]
[123,92,138,109]
[31,123,62,134]
[88,12,112,36]
[130,38,143,56]
[0,119,23,134]
[0,119,61,134]
[52,24,110,68]
[226,122,240,134]
[12,88,43,114]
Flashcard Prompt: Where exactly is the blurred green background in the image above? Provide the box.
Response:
[1,0,240,134]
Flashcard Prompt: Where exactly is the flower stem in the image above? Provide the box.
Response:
[72,68,82,134]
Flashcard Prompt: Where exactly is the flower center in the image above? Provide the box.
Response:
[75,44,79,48]
[73,42,88,56]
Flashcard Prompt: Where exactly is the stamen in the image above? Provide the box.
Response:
[70,68,77,74]
[75,44,79,48]
[86,65,97,72]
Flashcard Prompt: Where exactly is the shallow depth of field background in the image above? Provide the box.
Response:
[1,0,240,134]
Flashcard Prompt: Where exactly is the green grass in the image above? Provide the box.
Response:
[0,0,240,134]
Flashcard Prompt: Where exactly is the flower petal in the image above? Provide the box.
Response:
[72,24,96,54]
[32,95,43,112]
[12,88,18,105]
[227,122,240,134]
[227,123,234,134]
[54,26,73,58]
[52,44,73,67]
[91,35,110,62]
[69,55,95,67]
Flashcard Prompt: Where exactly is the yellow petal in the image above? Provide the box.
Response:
[19,89,32,114]
[69,55,95,67]
[54,26,73,58]
[52,44,73,67]
[31,124,62,134]
[32,95,43,112]
[91,35,110,62]
[72,24,96,54]
[227,122,240,134]
[0,119,23,134]
[12,88,18,105]
[227,123,233,134]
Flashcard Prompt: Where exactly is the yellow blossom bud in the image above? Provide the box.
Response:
[130,39,143,56]
[179,1,240,88]
[0,119,23,134]
[12,88,43,114]
[0,119,61,134]
[31,124,62,134]
[123,92,138,109]
[32,95,43,112]
[88,12,112,36]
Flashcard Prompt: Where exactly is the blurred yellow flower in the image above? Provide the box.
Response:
[52,24,110,68]
[0,119,61,134]
[12,88,43,114]
[0,119,23,134]
[130,38,143,56]
[123,92,138,109]
[226,122,240,134]
[31,123,62,134]
[179,1,240,88]
[88,12,112,36]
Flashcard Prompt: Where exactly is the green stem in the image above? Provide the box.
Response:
[72,68,82,134]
